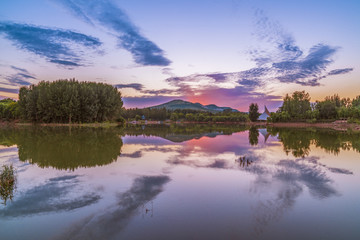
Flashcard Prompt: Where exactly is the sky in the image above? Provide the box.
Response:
[0,0,359,111]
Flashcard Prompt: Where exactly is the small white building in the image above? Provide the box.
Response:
[258,106,271,121]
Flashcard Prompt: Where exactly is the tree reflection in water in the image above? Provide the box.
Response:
[0,127,123,170]
[248,126,259,146]
[267,127,360,157]
[0,124,359,238]
[0,165,16,205]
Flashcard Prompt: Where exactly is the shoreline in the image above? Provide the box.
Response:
[267,122,360,132]
[1,121,359,132]
[125,120,360,132]
[0,122,122,128]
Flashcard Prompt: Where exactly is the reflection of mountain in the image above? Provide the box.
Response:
[0,127,123,170]
[163,132,224,142]
[123,124,248,142]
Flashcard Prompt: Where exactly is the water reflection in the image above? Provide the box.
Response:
[0,175,100,218]
[268,127,360,157]
[0,165,16,205]
[0,127,123,170]
[248,127,259,146]
[235,156,253,168]
[57,175,170,240]
[123,124,248,142]
[0,125,359,239]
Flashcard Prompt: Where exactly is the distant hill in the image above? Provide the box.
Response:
[149,99,239,113]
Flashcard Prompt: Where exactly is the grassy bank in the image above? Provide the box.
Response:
[1,121,123,128]
[1,120,359,132]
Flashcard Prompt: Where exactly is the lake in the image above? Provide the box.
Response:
[0,125,359,240]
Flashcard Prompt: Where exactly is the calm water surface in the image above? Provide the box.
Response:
[0,125,359,240]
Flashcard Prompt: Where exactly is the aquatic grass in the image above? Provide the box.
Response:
[0,165,16,205]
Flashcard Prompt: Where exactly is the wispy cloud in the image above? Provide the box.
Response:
[10,65,28,73]
[0,22,102,67]
[1,65,36,87]
[328,68,353,75]
[249,10,353,86]
[55,0,171,66]
[115,83,144,91]
[252,9,303,65]
[5,74,33,85]
[123,96,181,108]
[272,44,339,86]
[0,87,19,94]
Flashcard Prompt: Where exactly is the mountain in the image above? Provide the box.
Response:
[149,99,239,113]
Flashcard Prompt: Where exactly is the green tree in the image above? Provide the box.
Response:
[281,91,311,119]
[316,101,337,119]
[170,113,178,121]
[18,79,123,123]
[249,103,260,122]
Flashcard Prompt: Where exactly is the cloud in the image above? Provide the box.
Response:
[204,73,228,82]
[328,68,354,75]
[141,88,180,96]
[56,175,170,239]
[10,65,28,73]
[123,96,182,108]
[169,158,231,170]
[162,67,174,76]
[114,83,144,91]
[5,75,33,85]
[0,87,19,94]
[55,0,171,66]
[120,151,143,158]
[326,167,353,175]
[49,59,80,66]
[276,160,338,199]
[299,156,353,175]
[273,44,339,86]
[0,175,101,218]
[1,65,36,87]
[0,21,102,67]
[17,73,36,79]
[252,9,304,65]
[247,10,352,86]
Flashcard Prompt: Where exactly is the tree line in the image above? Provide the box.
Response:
[122,108,249,122]
[268,91,360,123]
[1,79,360,124]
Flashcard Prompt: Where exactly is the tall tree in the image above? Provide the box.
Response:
[281,91,311,119]
[249,103,260,122]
